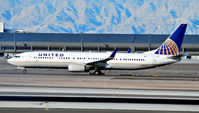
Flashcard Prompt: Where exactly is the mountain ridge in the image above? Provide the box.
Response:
[0,0,198,34]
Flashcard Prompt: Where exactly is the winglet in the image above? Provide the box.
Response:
[109,48,118,58]
[86,48,118,65]
[127,48,131,53]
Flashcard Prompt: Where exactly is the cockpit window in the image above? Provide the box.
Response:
[14,56,20,58]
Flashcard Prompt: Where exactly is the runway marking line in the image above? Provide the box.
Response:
[152,75,160,77]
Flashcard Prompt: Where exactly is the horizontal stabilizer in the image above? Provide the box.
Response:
[168,54,188,59]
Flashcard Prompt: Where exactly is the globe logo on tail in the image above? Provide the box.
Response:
[155,38,179,55]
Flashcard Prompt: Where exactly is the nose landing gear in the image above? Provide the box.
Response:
[23,69,27,74]
[17,67,27,74]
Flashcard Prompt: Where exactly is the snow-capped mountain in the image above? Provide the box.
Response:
[0,0,199,34]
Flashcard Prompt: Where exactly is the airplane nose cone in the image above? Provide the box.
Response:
[7,58,13,64]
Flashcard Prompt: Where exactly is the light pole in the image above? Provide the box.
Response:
[14,29,16,52]
[80,33,83,51]
[131,34,137,53]
[148,34,151,51]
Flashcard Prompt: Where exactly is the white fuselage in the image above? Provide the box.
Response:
[7,51,178,70]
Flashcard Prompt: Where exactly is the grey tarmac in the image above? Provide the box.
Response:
[0,59,199,113]
[0,59,199,90]
[0,108,197,113]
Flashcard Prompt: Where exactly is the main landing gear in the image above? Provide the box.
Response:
[94,70,103,75]
[89,69,104,75]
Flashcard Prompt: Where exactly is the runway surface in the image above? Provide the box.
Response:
[0,59,199,90]
[0,101,199,112]
[1,87,199,100]
[0,59,199,112]
[0,108,196,113]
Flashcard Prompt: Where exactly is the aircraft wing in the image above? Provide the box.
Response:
[86,48,117,66]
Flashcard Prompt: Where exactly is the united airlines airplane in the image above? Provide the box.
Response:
[7,24,187,75]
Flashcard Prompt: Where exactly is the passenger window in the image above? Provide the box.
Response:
[14,56,20,58]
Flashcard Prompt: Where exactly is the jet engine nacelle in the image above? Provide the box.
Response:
[68,64,87,72]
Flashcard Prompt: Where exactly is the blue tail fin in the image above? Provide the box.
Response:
[155,24,187,55]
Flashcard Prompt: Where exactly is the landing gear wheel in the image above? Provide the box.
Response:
[90,68,105,75]
[89,72,94,75]
[94,70,103,75]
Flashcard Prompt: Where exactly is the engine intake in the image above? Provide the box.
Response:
[68,64,88,72]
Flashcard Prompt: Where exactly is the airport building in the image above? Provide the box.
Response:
[0,22,199,57]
